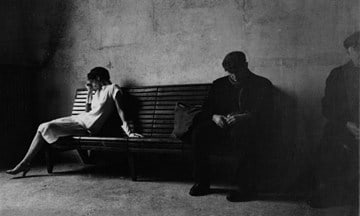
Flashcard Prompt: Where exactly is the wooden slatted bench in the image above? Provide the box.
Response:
[45,84,211,181]
[126,84,211,180]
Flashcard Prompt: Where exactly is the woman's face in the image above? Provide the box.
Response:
[88,78,102,91]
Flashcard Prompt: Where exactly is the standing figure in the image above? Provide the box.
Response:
[312,32,359,207]
[6,67,142,177]
[189,51,273,202]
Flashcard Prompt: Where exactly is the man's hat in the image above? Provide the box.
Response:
[222,51,247,71]
[343,31,359,49]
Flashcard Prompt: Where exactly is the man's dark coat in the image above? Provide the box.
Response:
[199,70,273,140]
[319,60,359,182]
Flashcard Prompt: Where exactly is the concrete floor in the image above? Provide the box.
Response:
[0,163,356,216]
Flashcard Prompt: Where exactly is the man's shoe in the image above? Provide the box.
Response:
[226,190,254,202]
[189,183,210,196]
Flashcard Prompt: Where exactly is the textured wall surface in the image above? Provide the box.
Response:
[2,0,358,191]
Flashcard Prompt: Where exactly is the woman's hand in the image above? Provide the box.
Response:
[128,133,143,138]
[121,123,143,138]
[346,121,359,140]
[85,82,93,91]
[85,82,93,104]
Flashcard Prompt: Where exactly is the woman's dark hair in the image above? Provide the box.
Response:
[87,67,111,82]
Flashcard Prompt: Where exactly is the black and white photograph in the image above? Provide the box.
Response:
[0,0,358,215]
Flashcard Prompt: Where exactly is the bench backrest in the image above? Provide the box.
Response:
[71,89,89,115]
[124,84,211,138]
[71,84,211,138]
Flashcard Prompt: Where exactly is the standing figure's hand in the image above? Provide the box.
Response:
[212,114,228,128]
[346,121,360,140]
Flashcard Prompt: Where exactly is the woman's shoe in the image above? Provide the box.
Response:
[6,163,31,177]
[189,183,210,196]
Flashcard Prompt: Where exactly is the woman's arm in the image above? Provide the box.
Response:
[85,83,93,112]
[113,91,143,138]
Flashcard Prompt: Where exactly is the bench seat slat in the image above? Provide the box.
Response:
[154,110,174,114]
[73,107,86,111]
[132,96,157,101]
[139,101,156,105]
[73,136,128,141]
[157,86,210,92]
[156,95,206,99]
[72,111,84,115]
[138,110,156,114]
[128,144,183,150]
[79,146,128,152]
[151,129,174,132]
[127,137,182,143]
[149,116,173,120]
[133,123,173,128]
[125,88,158,93]
[156,91,209,96]
[148,134,174,138]
[154,101,203,105]
[136,114,155,118]
[76,95,89,99]
[128,92,158,97]
[153,119,174,124]
[152,124,174,128]
[74,102,87,106]
[131,119,174,124]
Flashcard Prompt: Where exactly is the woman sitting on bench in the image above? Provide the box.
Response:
[6,67,142,177]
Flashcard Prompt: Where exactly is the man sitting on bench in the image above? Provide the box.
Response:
[189,51,273,202]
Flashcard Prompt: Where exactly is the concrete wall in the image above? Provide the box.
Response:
[5,0,358,191]
[0,1,25,65]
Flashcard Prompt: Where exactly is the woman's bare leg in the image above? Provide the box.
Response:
[20,131,47,164]
[6,131,47,175]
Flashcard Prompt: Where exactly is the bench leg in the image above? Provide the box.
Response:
[128,152,137,181]
[77,149,92,164]
[45,147,54,174]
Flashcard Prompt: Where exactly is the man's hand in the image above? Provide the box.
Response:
[346,121,359,140]
[212,114,227,128]
[225,113,248,126]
